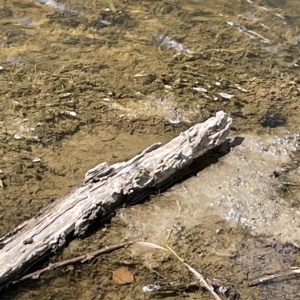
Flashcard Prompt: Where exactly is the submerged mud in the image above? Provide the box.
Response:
[2,132,300,300]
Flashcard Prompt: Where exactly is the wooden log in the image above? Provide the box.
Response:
[0,111,232,289]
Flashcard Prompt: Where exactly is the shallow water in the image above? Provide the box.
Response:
[1,0,300,299]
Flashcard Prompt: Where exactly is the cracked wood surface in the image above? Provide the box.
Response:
[0,110,232,289]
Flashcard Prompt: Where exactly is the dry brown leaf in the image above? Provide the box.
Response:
[112,267,134,285]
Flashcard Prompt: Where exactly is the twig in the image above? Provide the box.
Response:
[248,268,300,287]
[13,239,142,284]
[164,228,222,300]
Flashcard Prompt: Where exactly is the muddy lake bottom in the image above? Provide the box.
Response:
[2,124,300,300]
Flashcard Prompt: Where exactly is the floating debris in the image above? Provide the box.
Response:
[215,82,221,87]
[65,111,77,117]
[18,18,34,26]
[243,11,259,20]
[246,29,271,43]
[103,97,110,102]
[247,0,269,11]
[262,45,278,53]
[226,21,271,43]
[134,91,144,97]
[134,72,146,77]
[275,13,285,20]
[168,118,180,124]
[99,20,111,26]
[12,100,20,107]
[143,285,160,292]
[0,66,3,70]
[193,86,207,93]
[59,92,71,99]
[32,157,41,163]
[7,58,26,67]
[155,34,190,54]
[14,134,21,140]
[219,92,234,100]
[234,84,248,92]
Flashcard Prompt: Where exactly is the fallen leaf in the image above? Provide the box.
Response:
[112,267,134,285]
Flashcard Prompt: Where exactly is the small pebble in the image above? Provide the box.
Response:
[219,92,234,100]
[193,87,207,92]
[134,92,144,97]
[59,92,71,99]
[143,285,160,292]
[168,118,180,124]
[234,84,247,92]
[134,73,145,77]
[275,13,285,19]
[65,111,77,117]
[99,20,111,26]
[7,58,26,67]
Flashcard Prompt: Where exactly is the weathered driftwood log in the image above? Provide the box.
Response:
[0,111,232,289]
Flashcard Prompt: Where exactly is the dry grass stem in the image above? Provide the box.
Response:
[164,228,223,300]
[13,239,141,284]
[249,268,300,286]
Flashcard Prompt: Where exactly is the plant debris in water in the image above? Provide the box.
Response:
[155,34,191,54]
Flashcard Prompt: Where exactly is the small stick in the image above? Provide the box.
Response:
[13,239,142,284]
[248,268,300,287]
[165,228,222,300]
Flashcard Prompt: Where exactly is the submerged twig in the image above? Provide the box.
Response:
[248,268,300,286]
[164,228,223,300]
[13,239,141,284]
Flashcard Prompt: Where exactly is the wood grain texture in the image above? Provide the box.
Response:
[0,110,232,289]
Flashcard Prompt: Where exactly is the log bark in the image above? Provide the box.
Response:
[0,111,232,290]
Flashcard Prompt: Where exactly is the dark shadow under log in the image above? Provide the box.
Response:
[0,111,232,290]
